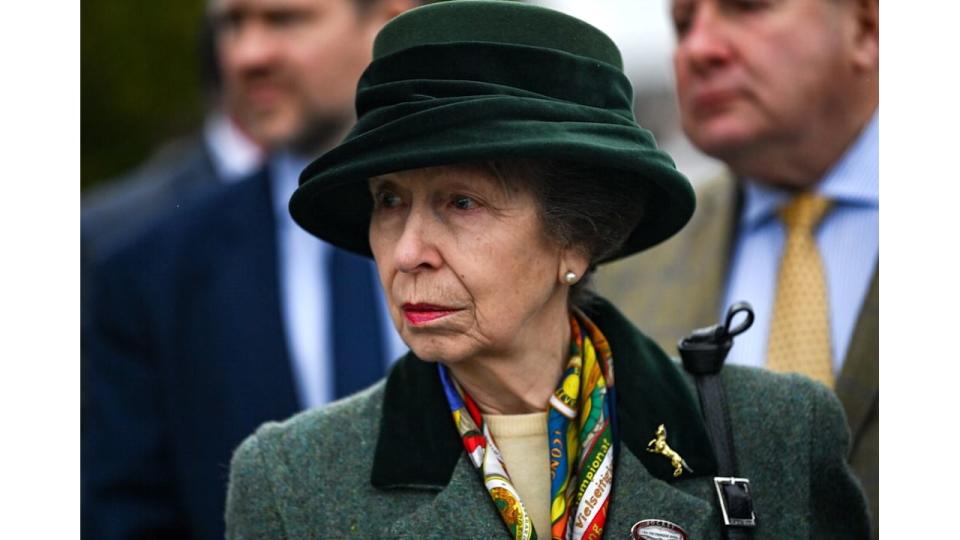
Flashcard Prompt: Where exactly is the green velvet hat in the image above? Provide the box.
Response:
[290,0,695,263]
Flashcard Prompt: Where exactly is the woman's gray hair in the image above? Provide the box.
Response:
[485,159,647,309]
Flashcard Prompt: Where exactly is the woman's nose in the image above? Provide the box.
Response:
[393,207,443,273]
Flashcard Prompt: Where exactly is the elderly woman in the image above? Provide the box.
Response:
[226,2,869,538]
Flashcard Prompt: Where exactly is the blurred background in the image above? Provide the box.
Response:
[81,0,722,193]
[82,1,210,190]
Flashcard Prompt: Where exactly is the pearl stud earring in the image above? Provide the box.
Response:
[563,271,577,284]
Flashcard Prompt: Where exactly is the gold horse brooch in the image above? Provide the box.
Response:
[646,424,693,477]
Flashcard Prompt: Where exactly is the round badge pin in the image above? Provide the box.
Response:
[630,519,689,540]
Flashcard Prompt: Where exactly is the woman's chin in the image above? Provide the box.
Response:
[404,339,473,366]
[399,319,477,364]
[407,346,458,364]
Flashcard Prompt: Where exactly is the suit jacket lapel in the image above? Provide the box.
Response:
[206,169,300,433]
[689,171,740,330]
[835,263,878,440]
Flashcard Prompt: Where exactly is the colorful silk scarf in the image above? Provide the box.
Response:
[438,310,617,540]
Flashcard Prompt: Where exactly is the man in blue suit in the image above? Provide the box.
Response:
[81,0,420,538]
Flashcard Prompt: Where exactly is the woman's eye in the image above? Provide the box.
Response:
[729,0,770,13]
[452,195,479,211]
[375,191,402,209]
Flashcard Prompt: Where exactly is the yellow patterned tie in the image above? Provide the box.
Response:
[766,193,834,388]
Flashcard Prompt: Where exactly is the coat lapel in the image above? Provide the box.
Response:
[583,298,718,480]
[193,169,300,434]
[371,357,509,537]
[835,263,878,440]
[382,457,507,538]
[371,355,463,490]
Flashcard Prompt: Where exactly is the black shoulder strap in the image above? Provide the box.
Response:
[678,302,757,540]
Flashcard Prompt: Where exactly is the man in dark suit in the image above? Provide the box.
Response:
[597,0,879,536]
[80,20,264,371]
[81,0,420,538]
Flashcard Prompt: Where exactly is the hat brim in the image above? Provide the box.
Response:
[290,95,694,263]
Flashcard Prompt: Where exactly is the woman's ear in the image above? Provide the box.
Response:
[558,248,590,285]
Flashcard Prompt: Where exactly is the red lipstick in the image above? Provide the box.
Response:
[402,303,460,325]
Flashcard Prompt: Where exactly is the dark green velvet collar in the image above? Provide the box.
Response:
[371,296,717,489]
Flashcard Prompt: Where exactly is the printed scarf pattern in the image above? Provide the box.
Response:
[438,310,616,540]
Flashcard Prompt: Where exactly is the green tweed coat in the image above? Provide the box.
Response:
[226,297,869,539]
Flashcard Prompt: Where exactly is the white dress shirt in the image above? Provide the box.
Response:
[722,113,879,374]
[203,112,265,183]
[271,152,408,408]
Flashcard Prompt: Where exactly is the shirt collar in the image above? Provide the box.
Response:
[740,110,879,230]
[203,112,265,183]
[269,150,313,226]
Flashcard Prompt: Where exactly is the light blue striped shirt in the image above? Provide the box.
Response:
[721,112,879,373]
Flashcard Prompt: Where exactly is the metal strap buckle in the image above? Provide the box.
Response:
[713,477,757,527]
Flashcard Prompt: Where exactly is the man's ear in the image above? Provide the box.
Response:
[849,0,879,72]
